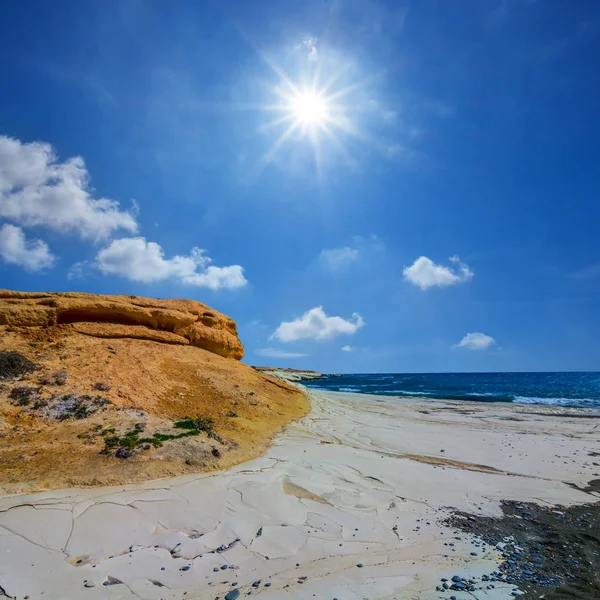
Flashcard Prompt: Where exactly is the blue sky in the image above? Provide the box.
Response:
[1,0,599,373]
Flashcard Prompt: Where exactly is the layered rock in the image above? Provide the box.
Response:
[0,290,244,359]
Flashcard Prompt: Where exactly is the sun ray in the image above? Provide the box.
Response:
[262,120,302,166]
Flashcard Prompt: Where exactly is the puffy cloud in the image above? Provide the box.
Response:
[341,345,353,352]
[0,223,55,271]
[0,135,137,240]
[272,306,365,342]
[319,246,360,270]
[256,348,309,359]
[453,332,496,351]
[94,237,247,290]
[403,255,473,290]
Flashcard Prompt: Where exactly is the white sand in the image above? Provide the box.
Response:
[0,390,598,600]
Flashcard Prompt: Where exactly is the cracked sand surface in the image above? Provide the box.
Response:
[0,390,598,600]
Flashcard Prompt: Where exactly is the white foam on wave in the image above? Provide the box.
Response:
[338,387,361,392]
[513,395,597,407]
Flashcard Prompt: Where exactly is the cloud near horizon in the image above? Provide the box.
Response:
[272,306,365,342]
[0,135,137,241]
[94,237,247,290]
[453,332,496,351]
[256,348,309,359]
[403,255,473,290]
[0,223,55,271]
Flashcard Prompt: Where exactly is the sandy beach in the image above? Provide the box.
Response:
[0,389,598,600]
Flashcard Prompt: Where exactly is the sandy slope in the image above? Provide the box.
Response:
[0,327,307,494]
[0,390,598,600]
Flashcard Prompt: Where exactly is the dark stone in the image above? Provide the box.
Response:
[115,447,133,459]
[224,590,240,600]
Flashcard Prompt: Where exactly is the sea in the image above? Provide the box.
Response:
[304,372,600,409]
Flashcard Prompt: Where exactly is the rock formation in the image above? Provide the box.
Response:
[0,290,308,494]
[0,290,244,359]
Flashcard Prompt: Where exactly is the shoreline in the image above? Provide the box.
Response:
[0,388,598,599]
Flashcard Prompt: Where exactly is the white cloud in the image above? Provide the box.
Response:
[453,332,496,351]
[94,237,247,290]
[341,345,352,352]
[403,255,473,290]
[302,38,318,61]
[67,260,90,280]
[319,235,383,271]
[256,348,309,359]
[0,223,55,271]
[0,135,137,240]
[320,246,360,270]
[272,306,365,342]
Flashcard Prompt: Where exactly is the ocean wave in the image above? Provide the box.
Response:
[338,387,361,392]
[513,396,597,407]
[384,390,431,396]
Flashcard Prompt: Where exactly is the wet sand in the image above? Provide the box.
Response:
[0,389,598,599]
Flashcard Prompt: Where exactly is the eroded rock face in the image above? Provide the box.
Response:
[0,290,244,359]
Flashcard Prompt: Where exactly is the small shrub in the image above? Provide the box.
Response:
[38,373,55,385]
[102,425,205,455]
[41,394,110,420]
[53,371,69,385]
[174,416,214,433]
[9,385,40,406]
[0,351,39,379]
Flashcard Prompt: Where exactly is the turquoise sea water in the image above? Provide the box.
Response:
[304,372,600,409]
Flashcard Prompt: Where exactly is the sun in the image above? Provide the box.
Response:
[291,91,329,124]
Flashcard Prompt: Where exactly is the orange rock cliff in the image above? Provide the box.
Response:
[0,290,245,359]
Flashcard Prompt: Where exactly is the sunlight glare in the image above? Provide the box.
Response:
[291,91,328,124]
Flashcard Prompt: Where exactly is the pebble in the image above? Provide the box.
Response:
[357,563,364,568]
[224,590,240,600]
